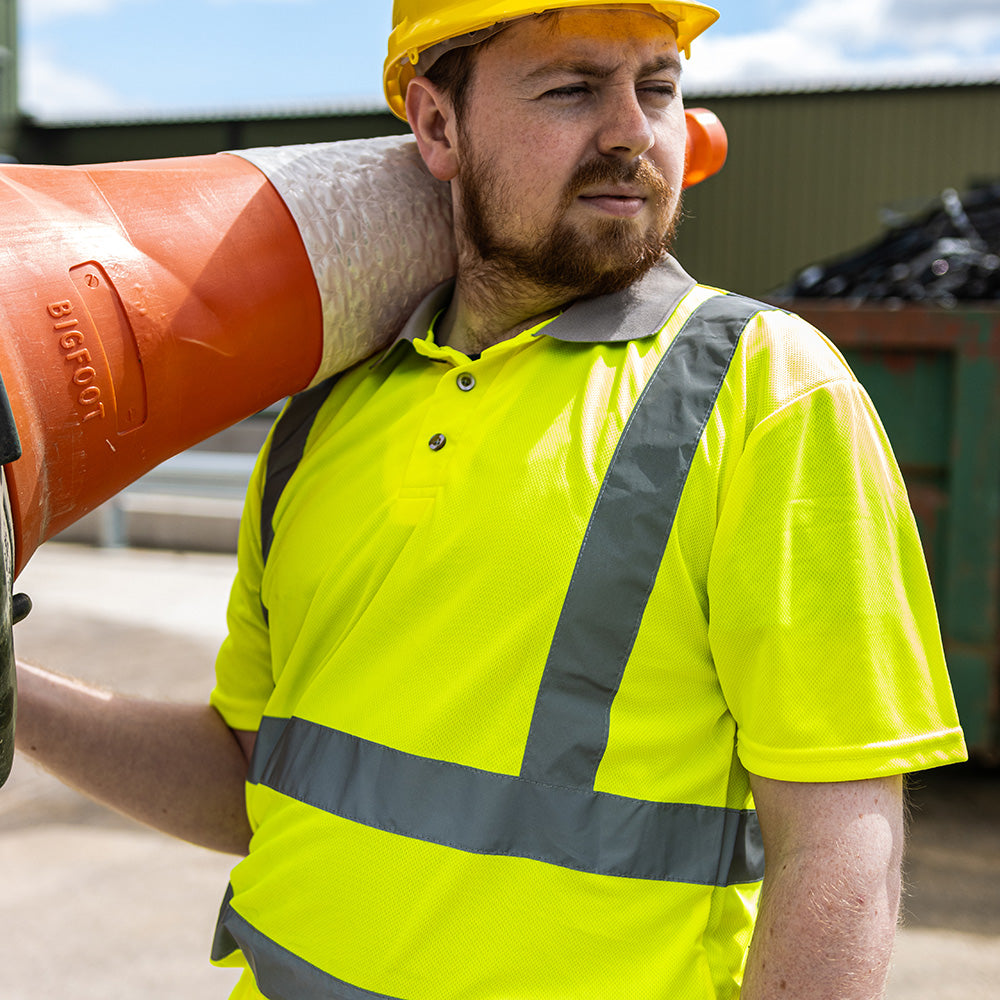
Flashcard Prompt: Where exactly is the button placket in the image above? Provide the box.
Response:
[426,369,479,453]
[409,361,489,484]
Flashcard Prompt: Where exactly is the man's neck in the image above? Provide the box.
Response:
[435,262,569,356]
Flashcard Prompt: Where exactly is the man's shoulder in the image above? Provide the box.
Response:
[680,286,862,421]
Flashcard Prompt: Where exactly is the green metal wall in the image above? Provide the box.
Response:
[14,108,409,167]
[677,83,1000,296]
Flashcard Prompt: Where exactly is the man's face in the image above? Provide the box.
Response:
[451,8,687,300]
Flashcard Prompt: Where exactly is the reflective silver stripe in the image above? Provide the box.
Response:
[249,715,763,886]
[520,293,766,787]
[213,885,402,1000]
[260,374,341,568]
[258,374,341,625]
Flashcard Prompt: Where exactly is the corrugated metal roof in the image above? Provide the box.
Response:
[25,94,389,129]
[686,70,1000,99]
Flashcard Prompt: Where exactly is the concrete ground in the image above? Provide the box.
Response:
[1,542,998,999]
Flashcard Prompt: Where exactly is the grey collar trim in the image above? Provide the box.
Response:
[380,255,696,362]
[546,255,696,343]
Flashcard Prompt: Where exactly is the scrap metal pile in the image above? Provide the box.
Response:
[780,182,1000,304]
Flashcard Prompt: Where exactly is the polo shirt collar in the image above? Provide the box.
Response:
[381,254,696,360]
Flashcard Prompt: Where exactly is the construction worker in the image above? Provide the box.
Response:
[15,2,967,998]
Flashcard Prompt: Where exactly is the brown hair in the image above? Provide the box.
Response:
[422,44,481,121]
[421,12,561,121]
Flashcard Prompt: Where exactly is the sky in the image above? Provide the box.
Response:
[16,0,1000,122]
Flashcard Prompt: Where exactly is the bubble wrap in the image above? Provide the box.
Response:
[229,137,456,387]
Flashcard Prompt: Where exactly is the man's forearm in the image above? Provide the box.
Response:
[742,774,904,999]
[15,660,252,854]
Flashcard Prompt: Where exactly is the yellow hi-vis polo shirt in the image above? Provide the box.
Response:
[211,257,966,1000]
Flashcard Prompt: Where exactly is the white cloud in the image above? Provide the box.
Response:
[889,0,1000,28]
[20,43,136,118]
[798,0,1000,54]
[885,0,1000,55]
[685,0,1000,90]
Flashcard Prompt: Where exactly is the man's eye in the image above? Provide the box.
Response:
[544,84,590,98]
[640,83,676,97]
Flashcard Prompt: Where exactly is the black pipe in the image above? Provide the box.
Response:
[0,369,22,787]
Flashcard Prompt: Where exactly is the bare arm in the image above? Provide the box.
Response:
[742,773,904,1000]
[14,659,254,855]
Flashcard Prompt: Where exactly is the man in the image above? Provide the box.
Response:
[15,2,967,998]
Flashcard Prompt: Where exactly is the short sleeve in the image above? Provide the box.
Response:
[708,368,966,781]
[210,437,275,733]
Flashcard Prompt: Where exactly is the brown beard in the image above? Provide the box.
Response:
[457,151,682,301]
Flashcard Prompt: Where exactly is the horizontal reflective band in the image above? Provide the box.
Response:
[214,885,401,1000]
[250,716,764,886]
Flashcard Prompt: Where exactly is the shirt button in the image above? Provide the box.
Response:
[456,373,476,392]
[428,433,447,452]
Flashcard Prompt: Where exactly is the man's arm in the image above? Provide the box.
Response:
[14,660,254,855]
[742,773,904,1000]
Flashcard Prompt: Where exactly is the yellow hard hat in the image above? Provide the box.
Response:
[384,1,721,120]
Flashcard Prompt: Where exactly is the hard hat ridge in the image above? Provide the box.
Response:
[384,0,720,121]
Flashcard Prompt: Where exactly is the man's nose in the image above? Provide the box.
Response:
[595,87,655,159]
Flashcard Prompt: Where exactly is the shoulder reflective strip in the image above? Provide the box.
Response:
[213,884,401,1000]
[520,293,766,788]
[257,374,341,624]
[249,715,764,886]
[260,374,341,568]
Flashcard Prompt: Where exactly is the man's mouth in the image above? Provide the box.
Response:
[577,191,647,217]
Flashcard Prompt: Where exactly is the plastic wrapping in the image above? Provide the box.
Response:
[232,137,456,386]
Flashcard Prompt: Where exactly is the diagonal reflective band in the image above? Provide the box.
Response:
[250,716,764,887]
[214,884,401,1000]
[520,293,767,788]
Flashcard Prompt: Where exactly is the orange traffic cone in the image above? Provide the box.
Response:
[0,152,324,577]
[684,107,728,189]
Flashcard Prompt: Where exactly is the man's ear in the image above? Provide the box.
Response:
[406,77,460,182]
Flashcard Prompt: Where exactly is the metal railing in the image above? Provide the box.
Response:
[89,451,257,550]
